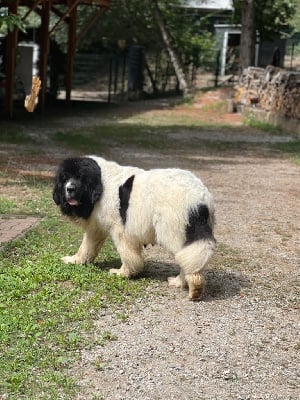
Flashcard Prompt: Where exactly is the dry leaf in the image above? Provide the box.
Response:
[24,76,41,112]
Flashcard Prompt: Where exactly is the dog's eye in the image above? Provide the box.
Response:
[60,174,69,183]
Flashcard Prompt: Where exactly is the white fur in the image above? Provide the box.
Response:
[62,156,215,300]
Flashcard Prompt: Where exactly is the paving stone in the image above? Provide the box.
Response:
[0,217,40,244]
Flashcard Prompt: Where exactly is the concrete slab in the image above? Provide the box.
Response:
[0,217,40,245]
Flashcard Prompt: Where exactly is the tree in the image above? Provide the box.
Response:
[152,0,188,94]
[239,0,256,72]
[234,0,297,73]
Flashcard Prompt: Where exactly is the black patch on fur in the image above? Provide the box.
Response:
[119,175,135,224]
[53,157,102,219]
[185,204,214,245]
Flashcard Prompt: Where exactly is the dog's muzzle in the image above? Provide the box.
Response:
[65,180,80,206]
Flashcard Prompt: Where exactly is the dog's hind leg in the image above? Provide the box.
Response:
[174,240,215,301]
[185,272,207,301]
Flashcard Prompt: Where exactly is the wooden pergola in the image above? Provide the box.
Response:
[0,0,110,117]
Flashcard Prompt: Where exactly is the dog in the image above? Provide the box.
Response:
[53,156,216,300]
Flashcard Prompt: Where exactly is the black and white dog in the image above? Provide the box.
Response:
[53,156,216,300]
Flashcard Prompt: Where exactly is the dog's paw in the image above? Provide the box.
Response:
[186,273,206,301]
[168,275,188,289]
[61,255,78,264]
[109,268,123,276]
[168,275,182,288]
[188,286,205,302]
[109,267,132,278]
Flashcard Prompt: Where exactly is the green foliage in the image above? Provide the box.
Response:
[157,2,217,68]
[0,10,26,33]
[95,0,159,49]
[233,0,297,38]
[49,0,216,69]
[290,1,300,32]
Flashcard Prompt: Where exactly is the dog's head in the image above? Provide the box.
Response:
[53,157,102,219]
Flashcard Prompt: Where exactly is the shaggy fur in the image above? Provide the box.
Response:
[53,156,216,300]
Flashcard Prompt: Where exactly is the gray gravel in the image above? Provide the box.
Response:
[75,293,299,399]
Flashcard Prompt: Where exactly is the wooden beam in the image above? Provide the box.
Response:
[21,0,42,21]
[51,5,67,20]
[66,2,77,102]
[39,0,52,112]
[49,0,81,35]
[76,6,106,43]
[5,0,19,118]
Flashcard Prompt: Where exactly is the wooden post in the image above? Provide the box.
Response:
[5,0,19,118]
[39,0,52,112]
[66,3,77,103]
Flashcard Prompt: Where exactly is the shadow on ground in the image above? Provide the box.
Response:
[95,257,251,302]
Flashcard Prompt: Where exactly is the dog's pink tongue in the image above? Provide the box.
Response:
[68,199,79,206]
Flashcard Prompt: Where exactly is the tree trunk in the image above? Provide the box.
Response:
[239,0,256,74]
[152,0,188,94]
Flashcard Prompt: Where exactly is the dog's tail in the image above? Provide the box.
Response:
[175,239,215,275]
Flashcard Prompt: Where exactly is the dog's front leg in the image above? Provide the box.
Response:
[109,232,144,278]
[62,231,106,265]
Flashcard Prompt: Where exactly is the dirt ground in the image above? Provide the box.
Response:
[1,89,299,399]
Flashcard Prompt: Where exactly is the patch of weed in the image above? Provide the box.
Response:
[201,101,227,112]
[90,125,167,149]
[0,178,53,217]
[243,113,283,135]
[0,129,35,144]
[51,131,105,152]
[271,141,300,164]
[0,198,18,214]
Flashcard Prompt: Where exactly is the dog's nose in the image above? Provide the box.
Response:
[66,182,76,194]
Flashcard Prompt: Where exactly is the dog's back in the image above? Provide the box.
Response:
[124,168,215,255]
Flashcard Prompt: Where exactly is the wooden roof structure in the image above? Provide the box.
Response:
[0,0,111,117]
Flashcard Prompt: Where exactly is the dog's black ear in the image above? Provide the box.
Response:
[83,158,102,205]
[52,180,61,205]
[90,181,103,205]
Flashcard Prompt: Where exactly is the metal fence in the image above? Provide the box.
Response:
[55,45,221,102]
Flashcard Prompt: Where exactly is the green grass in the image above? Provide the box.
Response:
[0,129,35,144]
[0,198,18,214]
[0,181,152,399]
[50,124,255,155]
[272,140,300,164]
[0,175,55,217]
[243,113,283,135]
[201,101,227,113]
[52,131,105,153]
